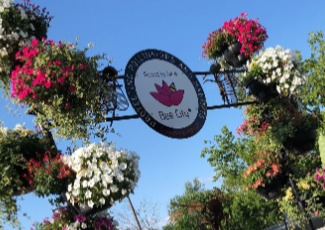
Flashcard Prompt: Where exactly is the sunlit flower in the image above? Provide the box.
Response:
[65,142,140,209]
[246,46,304,96]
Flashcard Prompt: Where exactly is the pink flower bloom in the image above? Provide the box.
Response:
[31,39,39,47]
[79,64,87,70]
[150,80,184,107]
[65,102,71,110]
[68,85,76,93]
[53,60,61,66]
[32,70,46,86]
[57,76,65,84]
[44,80,51,89]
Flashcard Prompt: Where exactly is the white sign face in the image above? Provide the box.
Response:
[124,49,207,139]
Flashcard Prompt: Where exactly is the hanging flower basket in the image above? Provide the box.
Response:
[11,39,113,139]
[0,123,52,221]
[27,151,75,197]
[0,123,52,196]
[0,0,52,92]
[223,42,248,67]
[245,79,279,102]
[202,13,268,67]
[242,46,305,98]
[283,126,317,154]
[256,172,289,200]
[63,142,140,215]
[33,206,117,230]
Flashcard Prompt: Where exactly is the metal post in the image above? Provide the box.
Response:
[288,176,315,230]
[279,150,315,230]
[127,195,142,230]
[283,212,288,230]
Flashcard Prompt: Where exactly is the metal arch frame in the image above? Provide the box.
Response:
[104,70,258,122]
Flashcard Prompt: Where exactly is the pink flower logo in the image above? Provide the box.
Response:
[150,80,184,107]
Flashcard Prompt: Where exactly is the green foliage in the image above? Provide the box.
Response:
[279,170,325,227]
[0,0,52,93]
[301,31,325,109]
[28,152,75,198]
[0,123,51,224]
[164,179,282,230]
[12,39,113,141]
[319,133,325,167]
[222,190,282,230]
[201,126,246,190]
[164,179,226,230]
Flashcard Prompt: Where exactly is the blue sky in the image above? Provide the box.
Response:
[2,0,325,229]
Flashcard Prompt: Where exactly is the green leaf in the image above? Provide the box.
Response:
[319,133,325,166]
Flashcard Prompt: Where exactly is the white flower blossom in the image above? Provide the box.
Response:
[81,223,87,229]
[65,142,140,209]
[246,46,303,96]
[82,180,88,188]
[111,185,119,193]
[119,162,127,170]
[85,190,92,199]
[13,123,24,131]
[99,198,106,205]
[103,189,110,196]
[87,200,94,208]
[0,126,8,135]
[88,179,95,188]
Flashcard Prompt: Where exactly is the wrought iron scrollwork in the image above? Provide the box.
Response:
[203,62,246,105]
[99,66,129,113]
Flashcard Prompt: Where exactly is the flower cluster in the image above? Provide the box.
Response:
[245,46,304,96]
[202,29,232,60]
[236,117,269,137]
[0,0,52,91]
[315,167,325,189]
[279,167,325,226]
[202,13,268,60]
[0,123,52,193]
[243,150,282,190]
[222,13,268,57]
[11,38,113,139]
[0,123,51,221]
[27,151,75,197]
[63,143,140,211]
[238,95,319,197]
[32,207,117,230]
[241,127,284,190]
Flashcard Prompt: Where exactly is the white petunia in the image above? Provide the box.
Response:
[99,198,105,205]
[87,200,94,208]
[82,180,88,188]
[0,127,8,135]
[13,123,24,131]
[72,189,80,197]
[119,162,127,171]
[85,190,92,199]
[66,192,70,201]
[116,171,124,182]
[103,189,110,196]
[88,179,95,188]
[111,185,119,193]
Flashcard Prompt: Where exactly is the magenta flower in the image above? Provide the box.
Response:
[150,80,184,107]
[74,214,86,223]
[94,217,115,230]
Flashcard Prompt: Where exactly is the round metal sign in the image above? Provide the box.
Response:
[124,49,207,138]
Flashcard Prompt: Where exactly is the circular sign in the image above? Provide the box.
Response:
[124,49,207,138]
